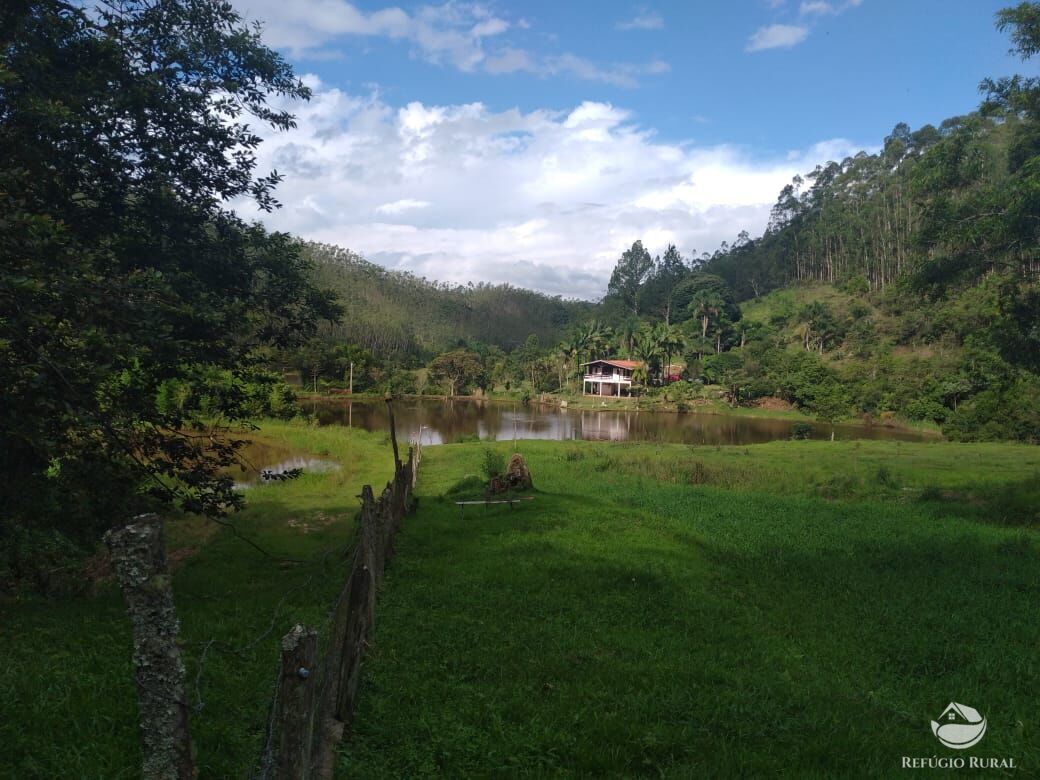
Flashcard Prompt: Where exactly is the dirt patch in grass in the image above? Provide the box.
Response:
[286,512,341,534]
[754,396,795,411]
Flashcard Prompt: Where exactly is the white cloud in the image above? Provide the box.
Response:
[799,0,863,15]
[483,49,669,89]
[617,10,664,31]
[238,78,864,299]
[746,23,809,51]
[800,1,834,14]
[376,198,431,215]
[231,0,668,87]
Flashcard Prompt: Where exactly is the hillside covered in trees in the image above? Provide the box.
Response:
[296,3,1039,443]
[304,242,592,359]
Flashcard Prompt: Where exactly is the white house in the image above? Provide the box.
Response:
[582,359,643,397]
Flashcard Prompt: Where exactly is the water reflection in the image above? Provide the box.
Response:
[231,438,341,487]
[304,398,932,446]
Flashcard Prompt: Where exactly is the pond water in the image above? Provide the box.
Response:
[231,438,340,487]
[302,398,934,446]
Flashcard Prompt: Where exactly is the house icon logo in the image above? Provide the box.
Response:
[931,702,987,749]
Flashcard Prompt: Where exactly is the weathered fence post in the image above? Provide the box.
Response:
[104,514,196,780]
[273,625,318,780]
[384,395,401,471]
[334,486,378,724]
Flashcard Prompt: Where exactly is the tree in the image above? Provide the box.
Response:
[684,276,741,354]
[796,302,843,353]
[701,352,748,402]
[0,0,338,563]
[656,324,685,379]
[638,244,688,322]
[633,328,664,383]
[616,317,642,357]
[607,240,655,316]
[428,350,486,397]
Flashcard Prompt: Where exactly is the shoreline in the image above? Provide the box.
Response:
[294,391,941,437]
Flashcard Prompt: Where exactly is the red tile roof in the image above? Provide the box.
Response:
[582,359,643,369]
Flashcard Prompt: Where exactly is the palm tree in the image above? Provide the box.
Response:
[633,327,664,384]
[569,328,591,380]
[585,320,612,358]
[690,290,725,340]
[656,324,685,381]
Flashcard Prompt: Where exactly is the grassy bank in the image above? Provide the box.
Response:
[0,422,396,778]
[341,439,1039,776]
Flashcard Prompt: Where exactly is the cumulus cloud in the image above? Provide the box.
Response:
[616,10,664,31]
[237,77,865,299]
[750,0,861,52]
[746,24,809,51]
[230,0,668,86]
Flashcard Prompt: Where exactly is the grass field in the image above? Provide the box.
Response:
[340,439,1040,777]
[0,422,396,778]
[3,432,1038,777]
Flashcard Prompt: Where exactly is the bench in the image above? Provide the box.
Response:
[454,496,534,519]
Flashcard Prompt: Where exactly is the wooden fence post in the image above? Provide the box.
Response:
[334,544,374,722]
[334,486,378,723]
[384,395,401,471]
[104,514,196,780]
[273,625,318,780]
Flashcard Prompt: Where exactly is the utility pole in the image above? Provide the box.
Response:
[349,362,354,395]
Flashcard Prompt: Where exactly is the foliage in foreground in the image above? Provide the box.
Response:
[0,1,337,586]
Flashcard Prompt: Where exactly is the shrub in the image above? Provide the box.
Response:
[481,448,506,480]
[791,422,813,440]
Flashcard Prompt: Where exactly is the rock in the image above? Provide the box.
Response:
[505,453,533,490]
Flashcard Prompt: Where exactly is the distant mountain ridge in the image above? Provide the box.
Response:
[304,242,594,361]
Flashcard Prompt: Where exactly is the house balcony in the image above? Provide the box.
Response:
[583,373,632,384]
[583,374,634,397]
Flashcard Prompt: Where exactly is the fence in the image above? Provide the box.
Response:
[255,437,421,780]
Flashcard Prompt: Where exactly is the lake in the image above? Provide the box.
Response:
[302,398,934,446]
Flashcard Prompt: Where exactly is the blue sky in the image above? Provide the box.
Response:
[230,0,1025,298]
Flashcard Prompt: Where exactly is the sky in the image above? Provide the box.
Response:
[228,0,1023,299]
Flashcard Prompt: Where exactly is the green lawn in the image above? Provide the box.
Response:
[3,434,1038,777]
[340,439,1040,777]
[0,422,396,778]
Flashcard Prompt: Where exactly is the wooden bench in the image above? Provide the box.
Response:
[455,496,534,519]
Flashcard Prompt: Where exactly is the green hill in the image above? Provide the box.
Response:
[305,242,593,361]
